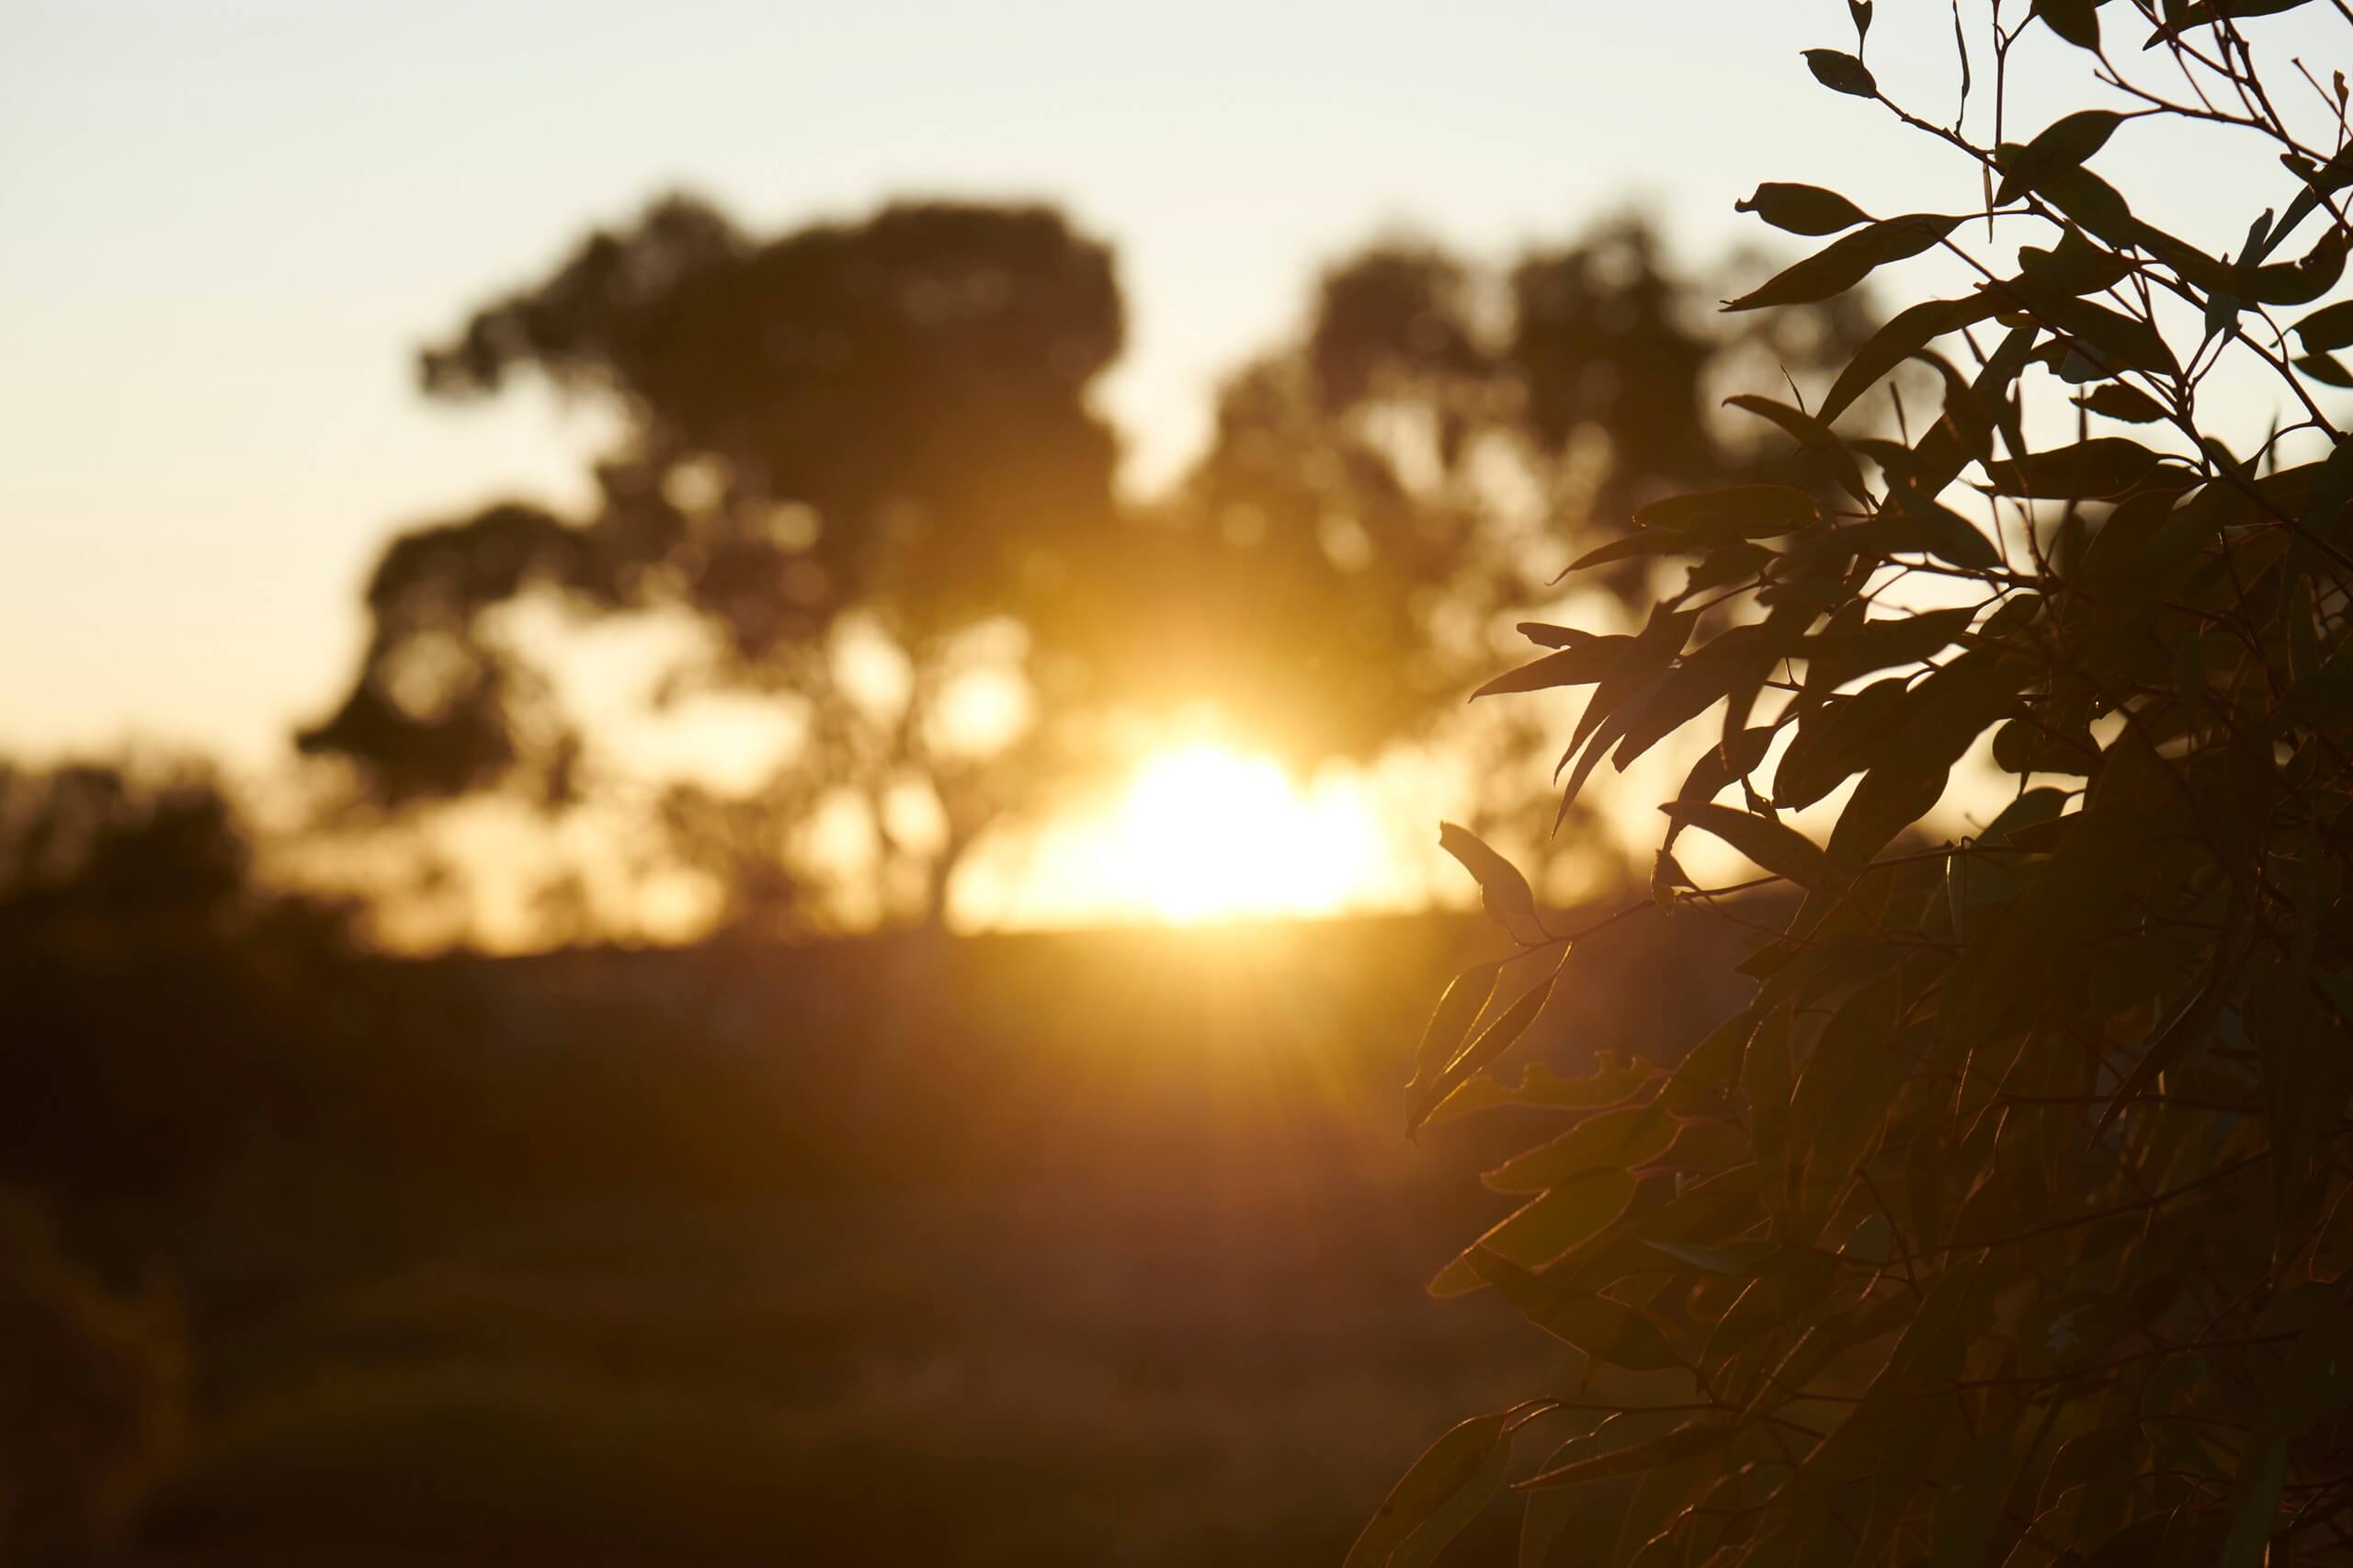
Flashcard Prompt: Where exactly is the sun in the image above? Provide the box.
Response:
[953,739,1402,927]
[1101,744,1381,923]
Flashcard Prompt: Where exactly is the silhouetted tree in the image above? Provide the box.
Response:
[300,194,1126,928]
[0,758,297,946]
[0,758,353,1216]
[1113,218,1880,881]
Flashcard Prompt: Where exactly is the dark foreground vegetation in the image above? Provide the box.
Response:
[6,892,1747,1565]
[1351,5,2353,1563]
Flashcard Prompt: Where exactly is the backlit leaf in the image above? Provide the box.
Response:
[1515,621,1600,650]
[1799,604,1976,688]
[1818,296,1997,425]
[1725,214,1960,312]
[2245,226,2347,305]
[2297,350,2353,387]
[2294,297,2353,352]
[2033,161,2139,248]
[1660,801,1836,890]
[1483,1102,1675,1193]
[1438,822,1540,936]
[1774,677,1912,812]
[1426,1055,1657,1124]
[1406,961,1561,1135]
[1403,959,1504,1131]
[1995,109,2123,204]
[1642,1237,1782,1275]
[1881,484,2003,568]
[1517,1421,1735,1490]
[1722,393,1870,502]
[1735,182,1871,236]
[1346,1413,1515,1568]
[1983,437,2167,498]
[1470,1250,1684,1370]
[1389,1441,1509,1568]
[1802,48,1876,97]
[2035,0,2101,47]
[1562,531,1700,574]
[1985,278,2179,376]
[1472,642,1628,699]
[1633,483,1819,540]
[1429,1170,1641,1296]
[2075,382,2168,423]
[2148,0,2314,44]
[2020,224,2134,294]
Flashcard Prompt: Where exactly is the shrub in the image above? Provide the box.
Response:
[0,1195,185,1564]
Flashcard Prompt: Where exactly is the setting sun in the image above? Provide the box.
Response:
[1100,744,1384,923]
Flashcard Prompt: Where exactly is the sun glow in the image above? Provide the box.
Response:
[1096,744,1386,923]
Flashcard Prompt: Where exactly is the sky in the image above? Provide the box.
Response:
[3,0,2342,774]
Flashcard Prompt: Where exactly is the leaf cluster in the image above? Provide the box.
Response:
[1362,4,2353,1562]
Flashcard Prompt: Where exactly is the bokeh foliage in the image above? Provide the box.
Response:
[1361,3,2353,1563]
[295,199,1127,926]
[293,188,1876,937]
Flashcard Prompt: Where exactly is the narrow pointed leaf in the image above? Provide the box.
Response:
[2075,382,2168,423]
[1346,1414,1514,1568]
[2294,298,2353,353]
[1472,642,1627,699]
[1803,49,1876,97]
[1517,1422,1736,1491]
[1633,483,1820,540]
[1984,437,2167,498]
[1723,393,1870,502]
[1995,109,2124,205]
[1725,215,1961,312]
[1819,296,1997,424]
[1438,822,1539,934]
[1403,960,1504,1131]
[1736,182,1871,236]
[1661,801,1836,890]
[1407,964,1561,1135]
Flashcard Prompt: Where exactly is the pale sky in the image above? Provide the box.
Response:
[3,0,2341,769]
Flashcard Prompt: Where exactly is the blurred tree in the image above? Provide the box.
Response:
[0,757,336,948]
[299,194,1126,929]
[1107,218,1880,881]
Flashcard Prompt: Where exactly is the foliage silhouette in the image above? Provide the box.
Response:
[301,198,1878,934]
[1361,4,2353,1563]
[0,758,347,949]
[0,761,355,1218]
[300,196,1125,926]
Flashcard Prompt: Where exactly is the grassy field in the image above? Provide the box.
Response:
[73,908,1750,1564]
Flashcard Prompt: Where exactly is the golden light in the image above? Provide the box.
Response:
[1097,743,1385,923]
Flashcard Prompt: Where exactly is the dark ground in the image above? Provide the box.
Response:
[9,905,1754,1564]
